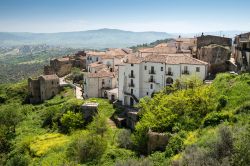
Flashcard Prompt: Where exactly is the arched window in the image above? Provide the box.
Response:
[166,77,174,85]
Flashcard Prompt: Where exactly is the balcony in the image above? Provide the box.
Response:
[166,71,173,76]
[148,78,156,83]
[128,74,135,78]
[128,83,135,87]
[182,70,190,75]
[149,70,156,74]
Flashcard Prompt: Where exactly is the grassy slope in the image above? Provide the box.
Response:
[1,73,249,165]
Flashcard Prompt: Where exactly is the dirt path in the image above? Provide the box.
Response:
[107,118,117,128]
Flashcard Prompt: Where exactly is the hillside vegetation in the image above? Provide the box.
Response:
[0,73,249,166]
[0,45,78,83]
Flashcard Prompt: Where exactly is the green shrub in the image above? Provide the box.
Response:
[60,111,84,133]
[67,134,107,164]
[117,129,133,149]
[6,154,30,166]
[202,112,231,127]
[165,132,186,158]
[234,101,250,114]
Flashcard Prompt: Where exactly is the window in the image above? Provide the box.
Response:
[52,81,54,85]
[131,89,133,94]
[168,67,171,72]
[146,92,149,95]
[90,57,92,60]
[150,84,153,89]
[184,66,188,71]
[196,67,200,72]
[102,79,105,84]
[96,57,99,61]
[145,66,147,70]
[131,64,134,67]
[161,67,163,71]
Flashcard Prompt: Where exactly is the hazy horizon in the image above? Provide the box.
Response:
[0,0,249,33]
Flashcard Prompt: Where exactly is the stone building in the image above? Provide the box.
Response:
[28,74,60,103]
[196,34,232,74]
[44,51,86,77]
[233,32,250,71]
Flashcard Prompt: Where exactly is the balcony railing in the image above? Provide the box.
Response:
[149,70,156,74]
[166,71,173,76]
[148,79,156,83]
[128,74,135,78]
[182,70,190,75]
[128,83,135,87]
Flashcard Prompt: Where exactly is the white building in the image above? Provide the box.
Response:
[86,48,131,72]
[83,69,117,98]
[118,53,208,106]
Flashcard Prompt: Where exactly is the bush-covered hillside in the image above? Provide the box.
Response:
[0,73,249,166]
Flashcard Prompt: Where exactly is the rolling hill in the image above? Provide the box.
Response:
[0,29,173,49]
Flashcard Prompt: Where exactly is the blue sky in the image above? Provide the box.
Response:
[0,0,249,33]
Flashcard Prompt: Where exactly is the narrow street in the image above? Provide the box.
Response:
[59,75,83,99]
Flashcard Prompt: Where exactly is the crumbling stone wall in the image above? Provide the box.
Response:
[28,78,41,103]
[197,45,231,74]
[39,76,60,101]
[147,129,169,154]
[126,111,139,130]
[197,35,232,48]
[44,52,87,77]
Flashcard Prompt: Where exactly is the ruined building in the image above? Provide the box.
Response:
[28,74,60,103]
[44,51,86,77]
[196,34,232,74]
[234,32,250,71]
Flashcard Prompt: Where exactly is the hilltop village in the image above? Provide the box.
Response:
[27,32,249,133]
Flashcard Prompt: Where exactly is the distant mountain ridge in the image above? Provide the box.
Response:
[0,29,173,49]
[0,29,247,49]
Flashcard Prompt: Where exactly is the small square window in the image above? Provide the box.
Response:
[146,92,149,95]
[196,67,200,72]
[131,64,134,67]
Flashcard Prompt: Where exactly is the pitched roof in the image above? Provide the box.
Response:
[143,54,208,65]
[88,62,106,68]
[87,69,116,78]
[125,54,143,64]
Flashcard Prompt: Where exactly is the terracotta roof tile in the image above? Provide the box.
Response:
[143,54,208,65]
[87,69,116,78]
[88,62,106,68]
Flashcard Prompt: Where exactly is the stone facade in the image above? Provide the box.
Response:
[196,35,232,74]
[197,35,232,48]
[233,32,250,71]
[28,74,60,103]
[81,102,99,123]
[44,51,86,77]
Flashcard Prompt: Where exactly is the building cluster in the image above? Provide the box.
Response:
[28,51,87,103]
[27,32,250,106]
[83,48,132,99]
